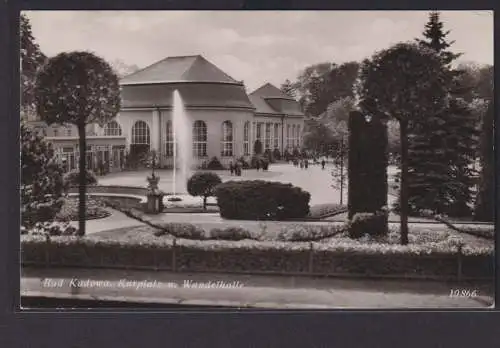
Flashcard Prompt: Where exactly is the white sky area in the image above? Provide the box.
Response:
[25,10,493,91]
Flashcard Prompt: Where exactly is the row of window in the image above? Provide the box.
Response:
[46,119,302,158]
[255,122,301,150]
[131,120,234,157]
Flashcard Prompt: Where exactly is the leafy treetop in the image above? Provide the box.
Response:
[35,51,121,128]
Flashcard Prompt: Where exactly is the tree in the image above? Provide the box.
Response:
[302,119,335,155]
[416,11,462,67]
[292,62,359,117]
[474,101,494,221]
[110,59,140,78]
[35,52,121,236]
[187,172,222,210]
[20,13,46,118]
[280,79,296,99]
[21,123,65,228]
[357,43,448,245]
[413,11,479,217]
[331,134,347,205]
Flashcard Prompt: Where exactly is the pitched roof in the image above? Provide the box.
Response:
[249,82,296,100]
[120,55,241,85]
[249,83,303,116]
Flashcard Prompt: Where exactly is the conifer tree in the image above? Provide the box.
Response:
[410,11,478,217]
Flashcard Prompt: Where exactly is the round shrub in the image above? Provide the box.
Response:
[187,172,222,209]
[215,180,311,220]
[348,211,388,239]
[206,156,225,170]
[63,169,98,189]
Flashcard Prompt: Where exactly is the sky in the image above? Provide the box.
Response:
[24,11,493,91]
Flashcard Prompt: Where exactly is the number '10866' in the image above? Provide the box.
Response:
[450,289,478,297]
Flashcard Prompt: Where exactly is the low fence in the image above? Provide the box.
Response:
[21,237,494,281]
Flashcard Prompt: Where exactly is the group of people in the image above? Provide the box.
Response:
[292,158,309,169]
[229,161,243,176]
[291,157,327,170]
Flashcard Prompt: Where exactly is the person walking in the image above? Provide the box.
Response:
[235,161,242,176]
[321,159,326,170]
[229,161,234,175]
[304,159,309,169]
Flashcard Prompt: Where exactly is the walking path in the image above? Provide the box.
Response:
[21,267,493,309]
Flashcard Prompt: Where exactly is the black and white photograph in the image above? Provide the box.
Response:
[20,10,494,309]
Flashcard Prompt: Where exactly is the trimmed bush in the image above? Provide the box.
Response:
[187,172,222,210]
[206,156,225,170]
[21,235,494,279]
[253,140,263,155]
[215,180,310,220]
[348,211,389,239]
[153,222,207,240]
[209,227,253,241]
[63,169,98,190]
[275,224,346,242]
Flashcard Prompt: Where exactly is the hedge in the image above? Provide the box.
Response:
[215,180,310,220]
[21,235,494,280]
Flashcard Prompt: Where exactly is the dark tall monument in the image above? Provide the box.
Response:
[347,109,388,235]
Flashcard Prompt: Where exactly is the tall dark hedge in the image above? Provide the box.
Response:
[348,110,388,220]
[215,180,310,220]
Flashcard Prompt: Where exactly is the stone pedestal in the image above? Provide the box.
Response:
[145,174,164,214]
[146,192,164,214]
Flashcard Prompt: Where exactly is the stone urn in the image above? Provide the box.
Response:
[147,174,160,191]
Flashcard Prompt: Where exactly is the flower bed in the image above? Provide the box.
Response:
[418,210,495,240]
[55,197,110,221]
[308,203,347,219]
[21,232,494,280]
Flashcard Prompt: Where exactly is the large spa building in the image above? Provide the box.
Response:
[27,55,305,172]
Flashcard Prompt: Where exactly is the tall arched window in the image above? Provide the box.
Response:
[265,123,271,150]
[273,123,279,149]
[243,121,250,156]
[165,120,174,156]
[296,125,301,147]
[104,120,122,136]
[193,120,207,157]
[287,124,291,149]
[131,120,150,145]
[221,121,233,157]
[256,123,262,140]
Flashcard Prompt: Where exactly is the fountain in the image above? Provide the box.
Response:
[168,90,193,201]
